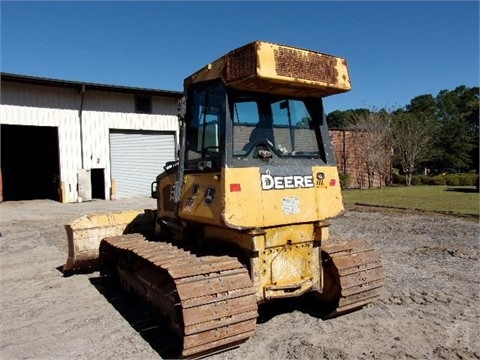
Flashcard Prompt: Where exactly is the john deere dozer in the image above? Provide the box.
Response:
[64,41,384,358]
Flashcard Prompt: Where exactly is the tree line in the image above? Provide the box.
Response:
[326,85,479,186]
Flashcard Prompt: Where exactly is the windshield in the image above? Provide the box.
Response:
[231,93,321,158]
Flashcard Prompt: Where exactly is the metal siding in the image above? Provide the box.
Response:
[1,80,180,203]
[1,82,79,109]
[110,131,175,199]
[83,90,179,114]
[84,91,133,112]
[153,96,179,115]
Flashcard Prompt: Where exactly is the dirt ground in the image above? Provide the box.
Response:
[1,198,479,360]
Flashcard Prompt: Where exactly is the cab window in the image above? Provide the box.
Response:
[186,83,225,165]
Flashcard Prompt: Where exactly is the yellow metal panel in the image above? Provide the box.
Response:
[156,174,176,218]
[260,184,316,227]
[255,42,351,95]
[178,173,224,226]
[223,167,264,228]
[223,166,344,229]
[183,58,226,88]
[312,165,345,219]
[184,41,351,98]
[260,241,315,299]
[269,244,310,285]
[263,224,314,248]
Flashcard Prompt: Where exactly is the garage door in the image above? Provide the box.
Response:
[110,130,176,199]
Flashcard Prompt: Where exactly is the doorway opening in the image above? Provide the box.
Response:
[1,124,60,201]
[91,168,106,200]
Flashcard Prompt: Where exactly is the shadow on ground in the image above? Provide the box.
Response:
[88,277,334,358]
[444,187,478,193]
[89,276,183,359]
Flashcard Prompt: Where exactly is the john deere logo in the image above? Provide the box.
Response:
[261,174,314,190]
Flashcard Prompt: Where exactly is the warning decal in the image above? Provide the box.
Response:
[282,197,300,214]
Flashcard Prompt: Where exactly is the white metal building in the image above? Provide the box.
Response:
[0,73,182,203]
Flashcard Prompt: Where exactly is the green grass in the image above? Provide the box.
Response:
[342,185,479,216]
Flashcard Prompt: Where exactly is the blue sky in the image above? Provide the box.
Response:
[1,1,479,112]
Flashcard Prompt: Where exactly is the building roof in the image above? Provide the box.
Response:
[1,72,183,98]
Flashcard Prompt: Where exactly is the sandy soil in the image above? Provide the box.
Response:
[1,198,479,360]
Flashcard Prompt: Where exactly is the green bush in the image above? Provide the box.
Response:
[417,175,446,185]
[391,172,477,186]
[444,174,460,186]
[457,173,477,186]
[440,173,477,186]
[430,176,447,185]
[418,175,434,185]
[339,172,351,189]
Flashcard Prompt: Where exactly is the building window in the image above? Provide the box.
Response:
[135,95,152,114]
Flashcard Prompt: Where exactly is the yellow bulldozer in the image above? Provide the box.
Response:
[64,41,384,358]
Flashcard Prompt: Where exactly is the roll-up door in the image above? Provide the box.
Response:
[109,130,176,199]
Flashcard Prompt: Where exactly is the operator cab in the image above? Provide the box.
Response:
[183,80,336,173]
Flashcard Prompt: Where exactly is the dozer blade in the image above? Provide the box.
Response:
[63,209,155,273]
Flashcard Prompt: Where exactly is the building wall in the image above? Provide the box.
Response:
[0,81,179,203]
[330,129,391,188]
